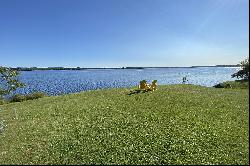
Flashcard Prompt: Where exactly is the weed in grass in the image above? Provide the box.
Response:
[0,119,5,133]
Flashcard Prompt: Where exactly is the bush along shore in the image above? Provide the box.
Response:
[213,80,249,89]
[0,92,47,105]
[0,84,248,165]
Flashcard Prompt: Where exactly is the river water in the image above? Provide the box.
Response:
[14,67,239,96]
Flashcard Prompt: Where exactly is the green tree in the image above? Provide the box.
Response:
[231,58,249,80]
[0,66,25,97]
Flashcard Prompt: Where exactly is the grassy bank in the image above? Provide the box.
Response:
[0,84,249,164]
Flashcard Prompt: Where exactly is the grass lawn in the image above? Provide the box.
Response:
[0,84,249,165]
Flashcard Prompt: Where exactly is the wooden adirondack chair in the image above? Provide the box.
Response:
[150,80,157,91]
[138,80,150,91]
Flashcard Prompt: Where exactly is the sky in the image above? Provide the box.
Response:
[0,0,249,67]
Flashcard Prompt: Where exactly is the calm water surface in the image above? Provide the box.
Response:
[15,67,239,96]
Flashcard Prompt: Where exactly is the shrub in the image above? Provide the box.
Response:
[213,80,248,89]
[25,92,47,100]
[10,94,26,102]
[10,92,47,103]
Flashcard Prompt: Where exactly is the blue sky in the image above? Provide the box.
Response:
[0,0,248,67]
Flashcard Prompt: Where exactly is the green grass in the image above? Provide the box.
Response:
[0,84,249,165]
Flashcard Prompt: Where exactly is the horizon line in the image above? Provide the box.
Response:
[4,64,241,69]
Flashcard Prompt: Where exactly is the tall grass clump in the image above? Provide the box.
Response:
[0,98,5,105]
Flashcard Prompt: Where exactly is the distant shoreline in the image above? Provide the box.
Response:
[9,65,240,71]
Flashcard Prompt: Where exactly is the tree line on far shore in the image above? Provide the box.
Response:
[5,64,241,71]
